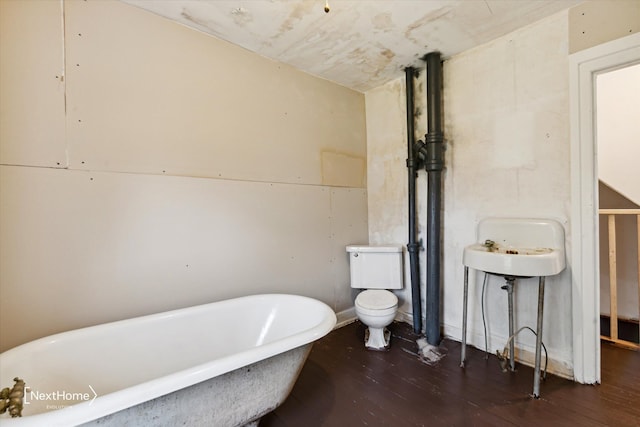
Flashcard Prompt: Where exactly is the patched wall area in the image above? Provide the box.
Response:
[569,0,639,54]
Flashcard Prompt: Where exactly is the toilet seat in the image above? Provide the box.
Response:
[355,290,398,316]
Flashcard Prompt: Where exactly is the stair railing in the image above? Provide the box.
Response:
[599,208,640,349]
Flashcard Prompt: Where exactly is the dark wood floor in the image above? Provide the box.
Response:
[261,321,640,426]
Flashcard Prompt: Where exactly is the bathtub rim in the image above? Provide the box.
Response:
[0,293,336,426]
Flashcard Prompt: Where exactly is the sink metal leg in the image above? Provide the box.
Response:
[533,276,546,398]
[503,277,516,372]
[461,266,469,368]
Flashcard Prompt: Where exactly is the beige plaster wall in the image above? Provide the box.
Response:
[443,11,573,372]
[365,0,638,375]
[0,0,367,351]
[367,11,573,373]
[365,72,427,320]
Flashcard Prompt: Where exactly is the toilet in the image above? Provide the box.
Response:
[346,245,403,350]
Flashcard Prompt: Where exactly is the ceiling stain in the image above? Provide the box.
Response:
[348,47,367,60]
[405,7,453,45]
[123,0,583,92]
[380,48,395,60]
[371,45,396,80]
[278,0,316,36]
[371,12,393,32]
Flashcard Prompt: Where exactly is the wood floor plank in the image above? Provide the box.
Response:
[261,321,640,427]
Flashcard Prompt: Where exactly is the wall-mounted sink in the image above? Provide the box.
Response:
[462,218,566,277]
[460,217,567,398]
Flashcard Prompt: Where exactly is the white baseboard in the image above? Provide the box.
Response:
[395,310,573,380]
[395,310,415,326]
[442,323,574,380]
[335,307,357,329]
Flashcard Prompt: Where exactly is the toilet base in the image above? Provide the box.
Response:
[364,327,391,350]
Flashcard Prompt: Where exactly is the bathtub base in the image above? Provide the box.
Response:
[80,344,312,427]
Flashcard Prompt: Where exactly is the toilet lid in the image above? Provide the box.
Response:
[356,290,398,310]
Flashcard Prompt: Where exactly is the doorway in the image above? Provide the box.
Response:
[570,32,640,384]
[596,63,640,348]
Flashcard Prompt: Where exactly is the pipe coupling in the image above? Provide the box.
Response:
[407,242,421,253]
[425,131,444,144]
[414,140,428,160]
[424,132,444,172]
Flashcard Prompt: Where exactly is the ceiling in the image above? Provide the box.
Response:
[121,0,582,92]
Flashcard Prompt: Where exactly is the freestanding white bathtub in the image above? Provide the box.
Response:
[0,294,336,426]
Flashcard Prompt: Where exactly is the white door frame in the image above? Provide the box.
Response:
[570,32,640,384]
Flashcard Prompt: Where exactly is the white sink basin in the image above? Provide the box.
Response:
[462,218,566,277]
[463,243,564,276]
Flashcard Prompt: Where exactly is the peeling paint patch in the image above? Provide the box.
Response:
[321,150,365,188]
[230,7,253,27]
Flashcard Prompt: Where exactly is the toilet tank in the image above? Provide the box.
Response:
[346,245,404,289]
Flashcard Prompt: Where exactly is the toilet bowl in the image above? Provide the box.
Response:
[346,245,404,350]
[355,289,398,349]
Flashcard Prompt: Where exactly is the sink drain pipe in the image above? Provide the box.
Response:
[405,67,422,334]
[415,52,444,346]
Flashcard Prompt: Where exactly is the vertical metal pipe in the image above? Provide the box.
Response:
[533,276,546,398]
[460,266,469,367]
[505,277,516,371]
[405,67,422,334]
[426,54,443,139]
[426,171,441,345]
[424,52,444,346]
